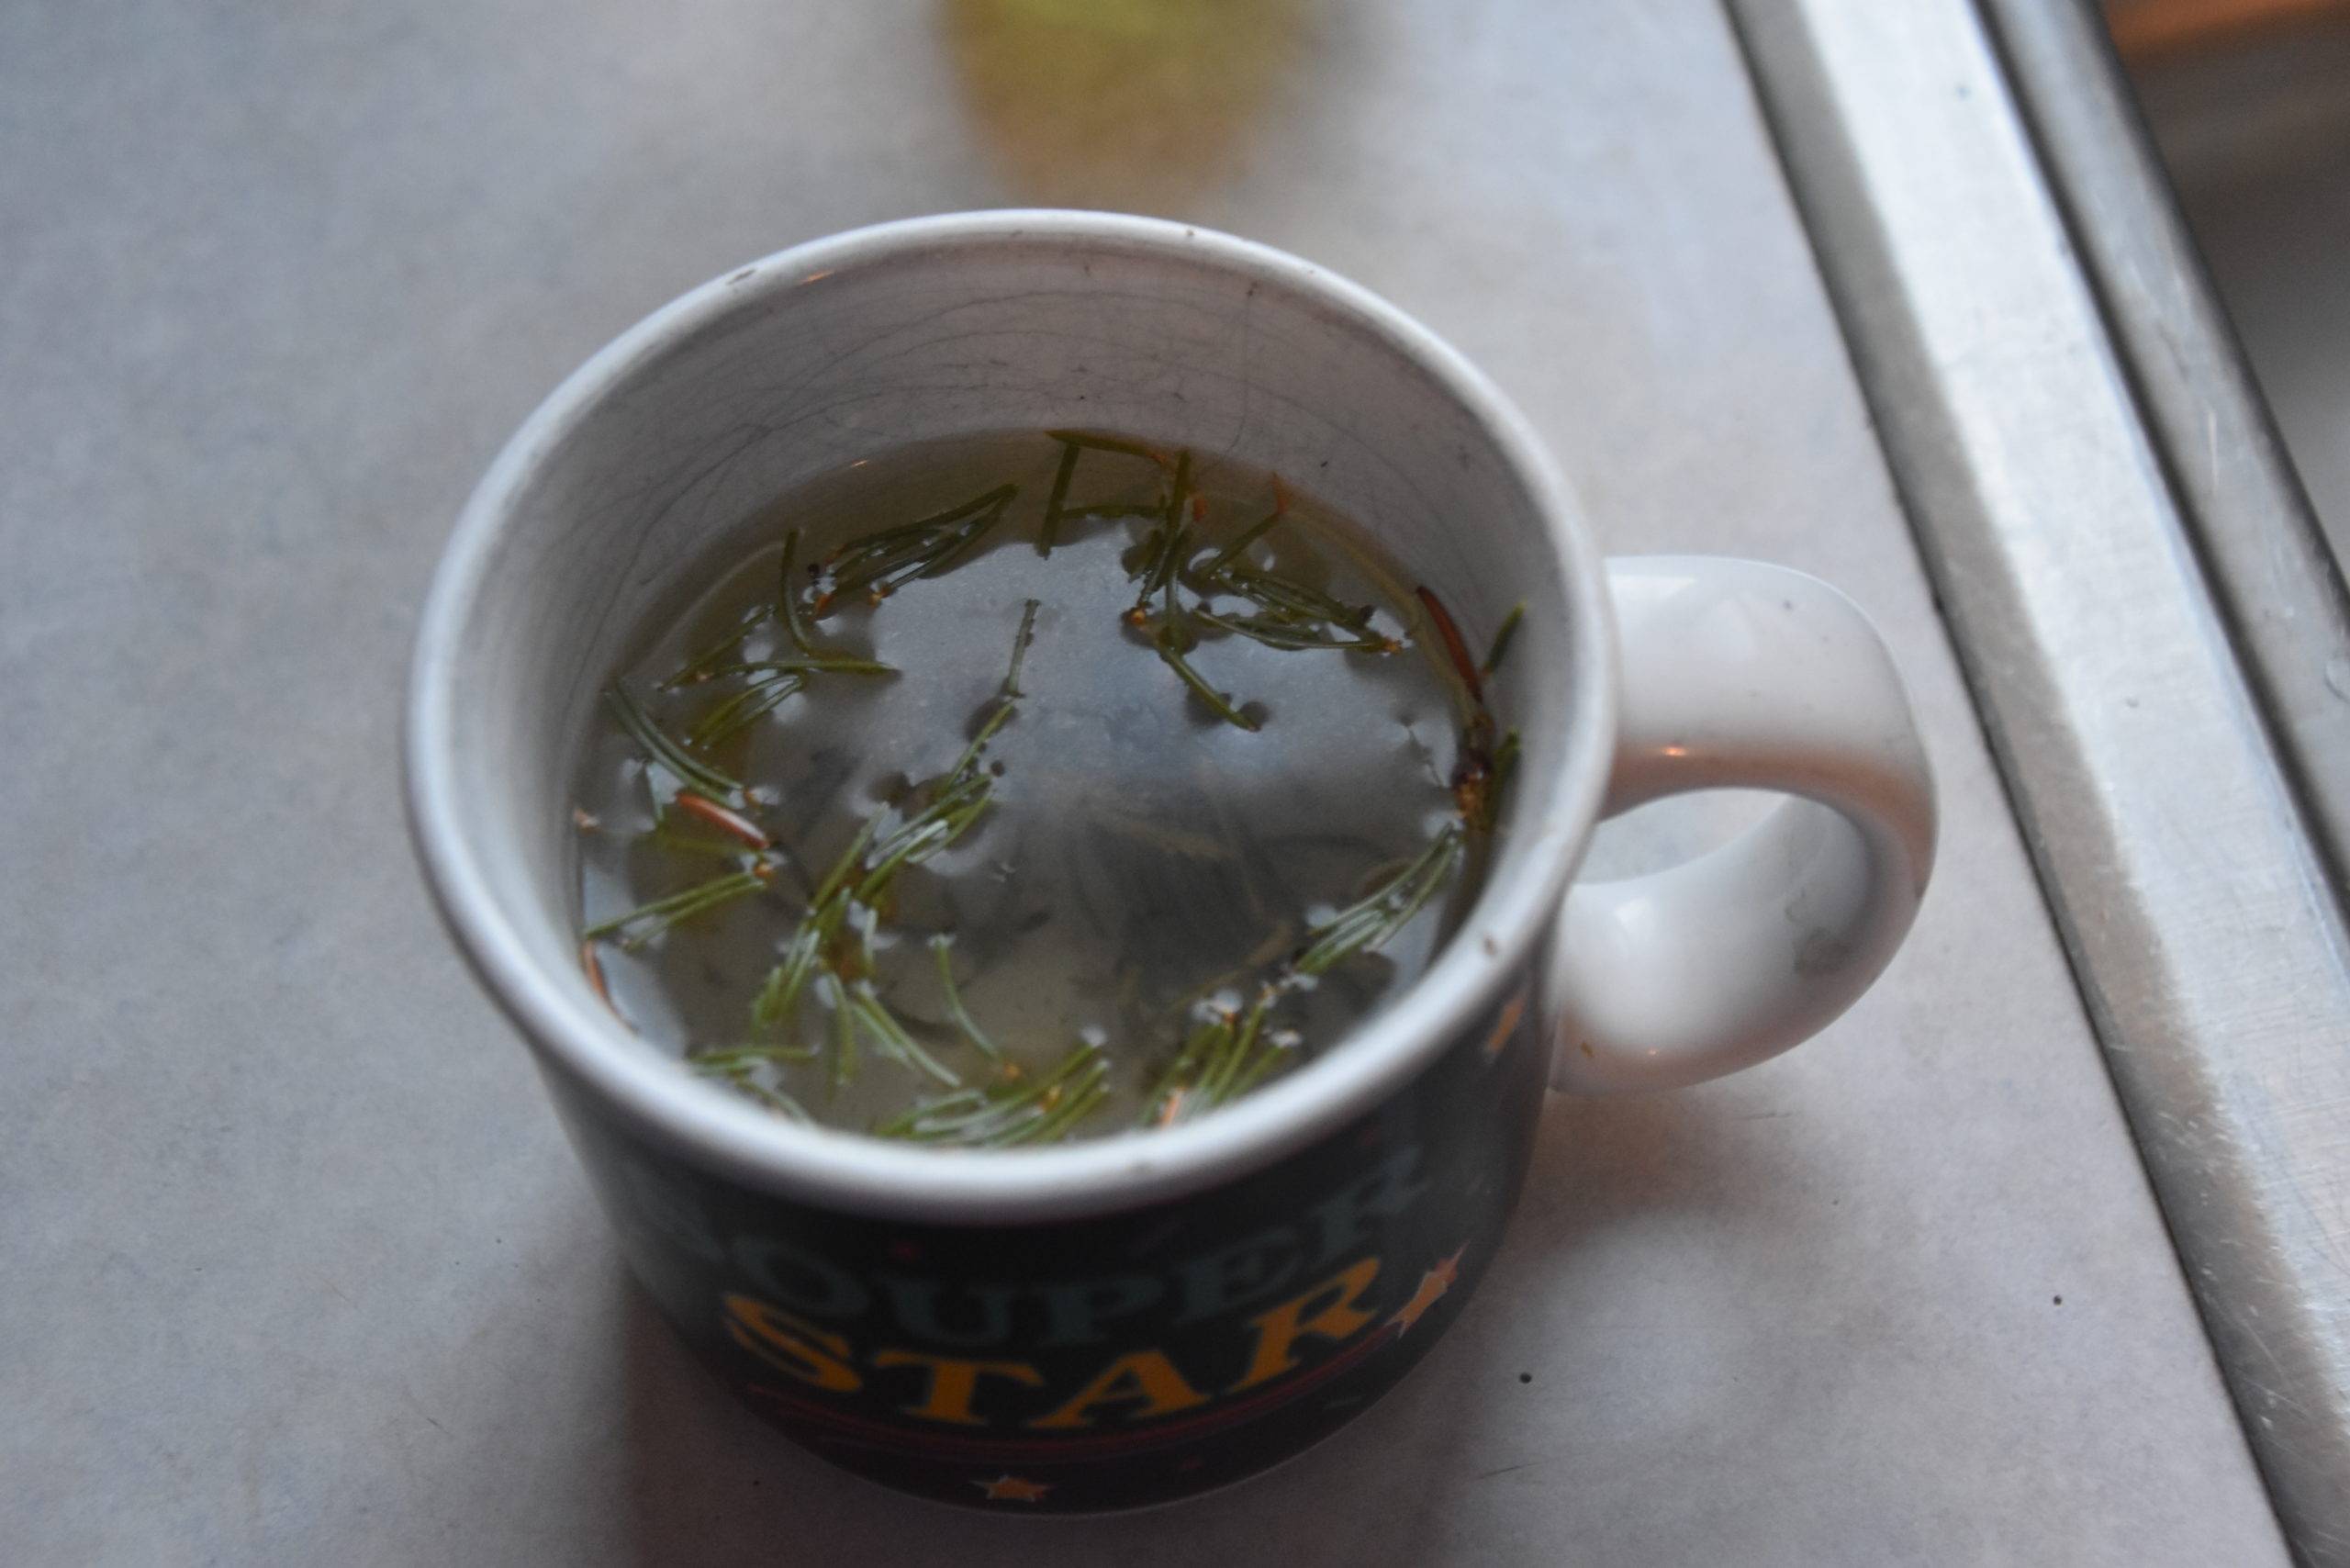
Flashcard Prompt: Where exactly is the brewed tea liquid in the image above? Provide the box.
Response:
[571,431,1497,1142]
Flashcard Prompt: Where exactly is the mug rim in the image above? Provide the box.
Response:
[405,210,1617,1223]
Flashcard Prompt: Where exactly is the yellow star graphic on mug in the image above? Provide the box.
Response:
[973,1473,1053,1503]
[1388,1247,1465,1334]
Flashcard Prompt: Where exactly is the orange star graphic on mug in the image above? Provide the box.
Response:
[1388,1248,1465,1334]
[1481,988,1528,1060]
[973,1473,1053,1503]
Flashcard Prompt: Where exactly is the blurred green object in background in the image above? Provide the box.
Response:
[941,0,1317,208]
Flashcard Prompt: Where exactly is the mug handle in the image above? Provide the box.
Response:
[1549,556,1937,1093]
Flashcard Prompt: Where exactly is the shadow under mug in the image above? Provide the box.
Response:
[406,211,1935,1512]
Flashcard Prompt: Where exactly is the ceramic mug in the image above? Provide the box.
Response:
[407,211,1934,1512]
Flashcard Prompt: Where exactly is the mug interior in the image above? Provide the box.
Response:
[408,212,1614,1219]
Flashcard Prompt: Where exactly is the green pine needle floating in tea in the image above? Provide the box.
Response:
[693,655,900,680]
[1199,500,1284,579]
[685,672,804,748]
[1039,430,1176,556]
[1482,602,1526,678]
[813,483,1017,610]
[581,864,777,950]
[875,1041,1112,1145]
[1293,824,1467,978]
[1191,607,1393,654]
[661,601,778,691]
[930,935,1002,1063]
[1137,823,1464,1129]
[607,685,743,801]
[776,528,855,659]
[1036,441,1082,557]
[1152,617,1260,733]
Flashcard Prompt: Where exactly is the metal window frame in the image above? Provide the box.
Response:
[1726,2,2350,1560]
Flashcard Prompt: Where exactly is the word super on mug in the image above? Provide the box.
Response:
[407,212,1935,1511]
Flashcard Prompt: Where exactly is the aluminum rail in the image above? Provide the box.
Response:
[1727,3,2350,1561]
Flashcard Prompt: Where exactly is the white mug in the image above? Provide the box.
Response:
[407,211,1935,1511]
